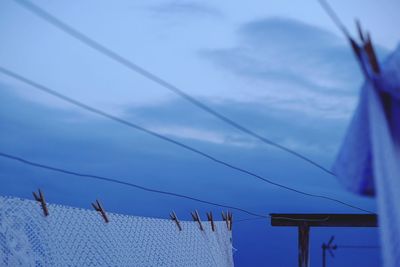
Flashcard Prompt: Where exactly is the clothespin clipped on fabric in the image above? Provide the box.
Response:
[222,211,229,229]
[363,34,380,74]
[222,211,233,231]
[356,20,380,74]
[318,1,380,76]
[227,212,233,231]
[206,212,216,232]
[32,189,49,217]
[221,211,229,229]
[350,20,380,76]
[191,210,204,231]
[91,199,109,223]
[356,20,365,43]
[169,211,182,231]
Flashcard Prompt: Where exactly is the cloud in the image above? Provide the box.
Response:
[122,95,347,157]
[0,75,376,235]
[149,1,222,19]
[0,80,344,163]
[200,18,388,119]
[148,124,257,148]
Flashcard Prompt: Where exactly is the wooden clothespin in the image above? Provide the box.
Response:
[227,211,233,231]
[222,211,229,229]
[169,211,182,231]
[356,19,366,43]
[364,33,380,74]
[357,20,380,74]
[206,212,215,232]
[351,20,380,75]
[222,211,233,231]
[318,1,381,77]
[191,210,204,231]
[32,189,49,216]
[92,199,109,223]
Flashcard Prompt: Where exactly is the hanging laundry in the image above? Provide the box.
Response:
[0,196,234,267]
[333,44,400,267]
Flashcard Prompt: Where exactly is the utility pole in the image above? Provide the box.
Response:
[270,214,377,267]
[322,236,337,267]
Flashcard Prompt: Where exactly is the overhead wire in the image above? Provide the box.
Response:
[0,151,333,223]
[0,66,374,214]
[337,245,380,249]
[317,0,352,38]
[12,0,336,177]
[0,151,268,218]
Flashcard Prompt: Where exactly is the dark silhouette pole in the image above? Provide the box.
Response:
[270,213,377,267]
[322,236,337,267]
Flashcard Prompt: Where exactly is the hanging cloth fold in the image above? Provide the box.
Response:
[333,45,400,267]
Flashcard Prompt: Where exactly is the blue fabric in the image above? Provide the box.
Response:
[333,44,400,267]
[333,45,400,196]
[333,84,375,195]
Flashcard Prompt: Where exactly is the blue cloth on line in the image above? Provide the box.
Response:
[333,44,400,267]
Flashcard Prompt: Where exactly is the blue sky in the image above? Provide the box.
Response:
[0,0,398,266]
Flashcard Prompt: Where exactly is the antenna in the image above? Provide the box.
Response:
[322,236,337,267]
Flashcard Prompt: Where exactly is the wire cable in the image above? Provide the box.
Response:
[317,0,351,38]
[0,151,268,218]
[0,66,374,214]
[0,151,336,224]
[337,245,380,249]
[13,0,335,177]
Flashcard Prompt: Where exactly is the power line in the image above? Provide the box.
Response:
[236,217,267,223]
[0,151,334,224]
[0,151,268,219]
[13,0,335,177]
[0,66,373,214]
[337,245,380,249]
[317,0,351,39]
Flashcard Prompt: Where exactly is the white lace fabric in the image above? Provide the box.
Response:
[0,196,234,267]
